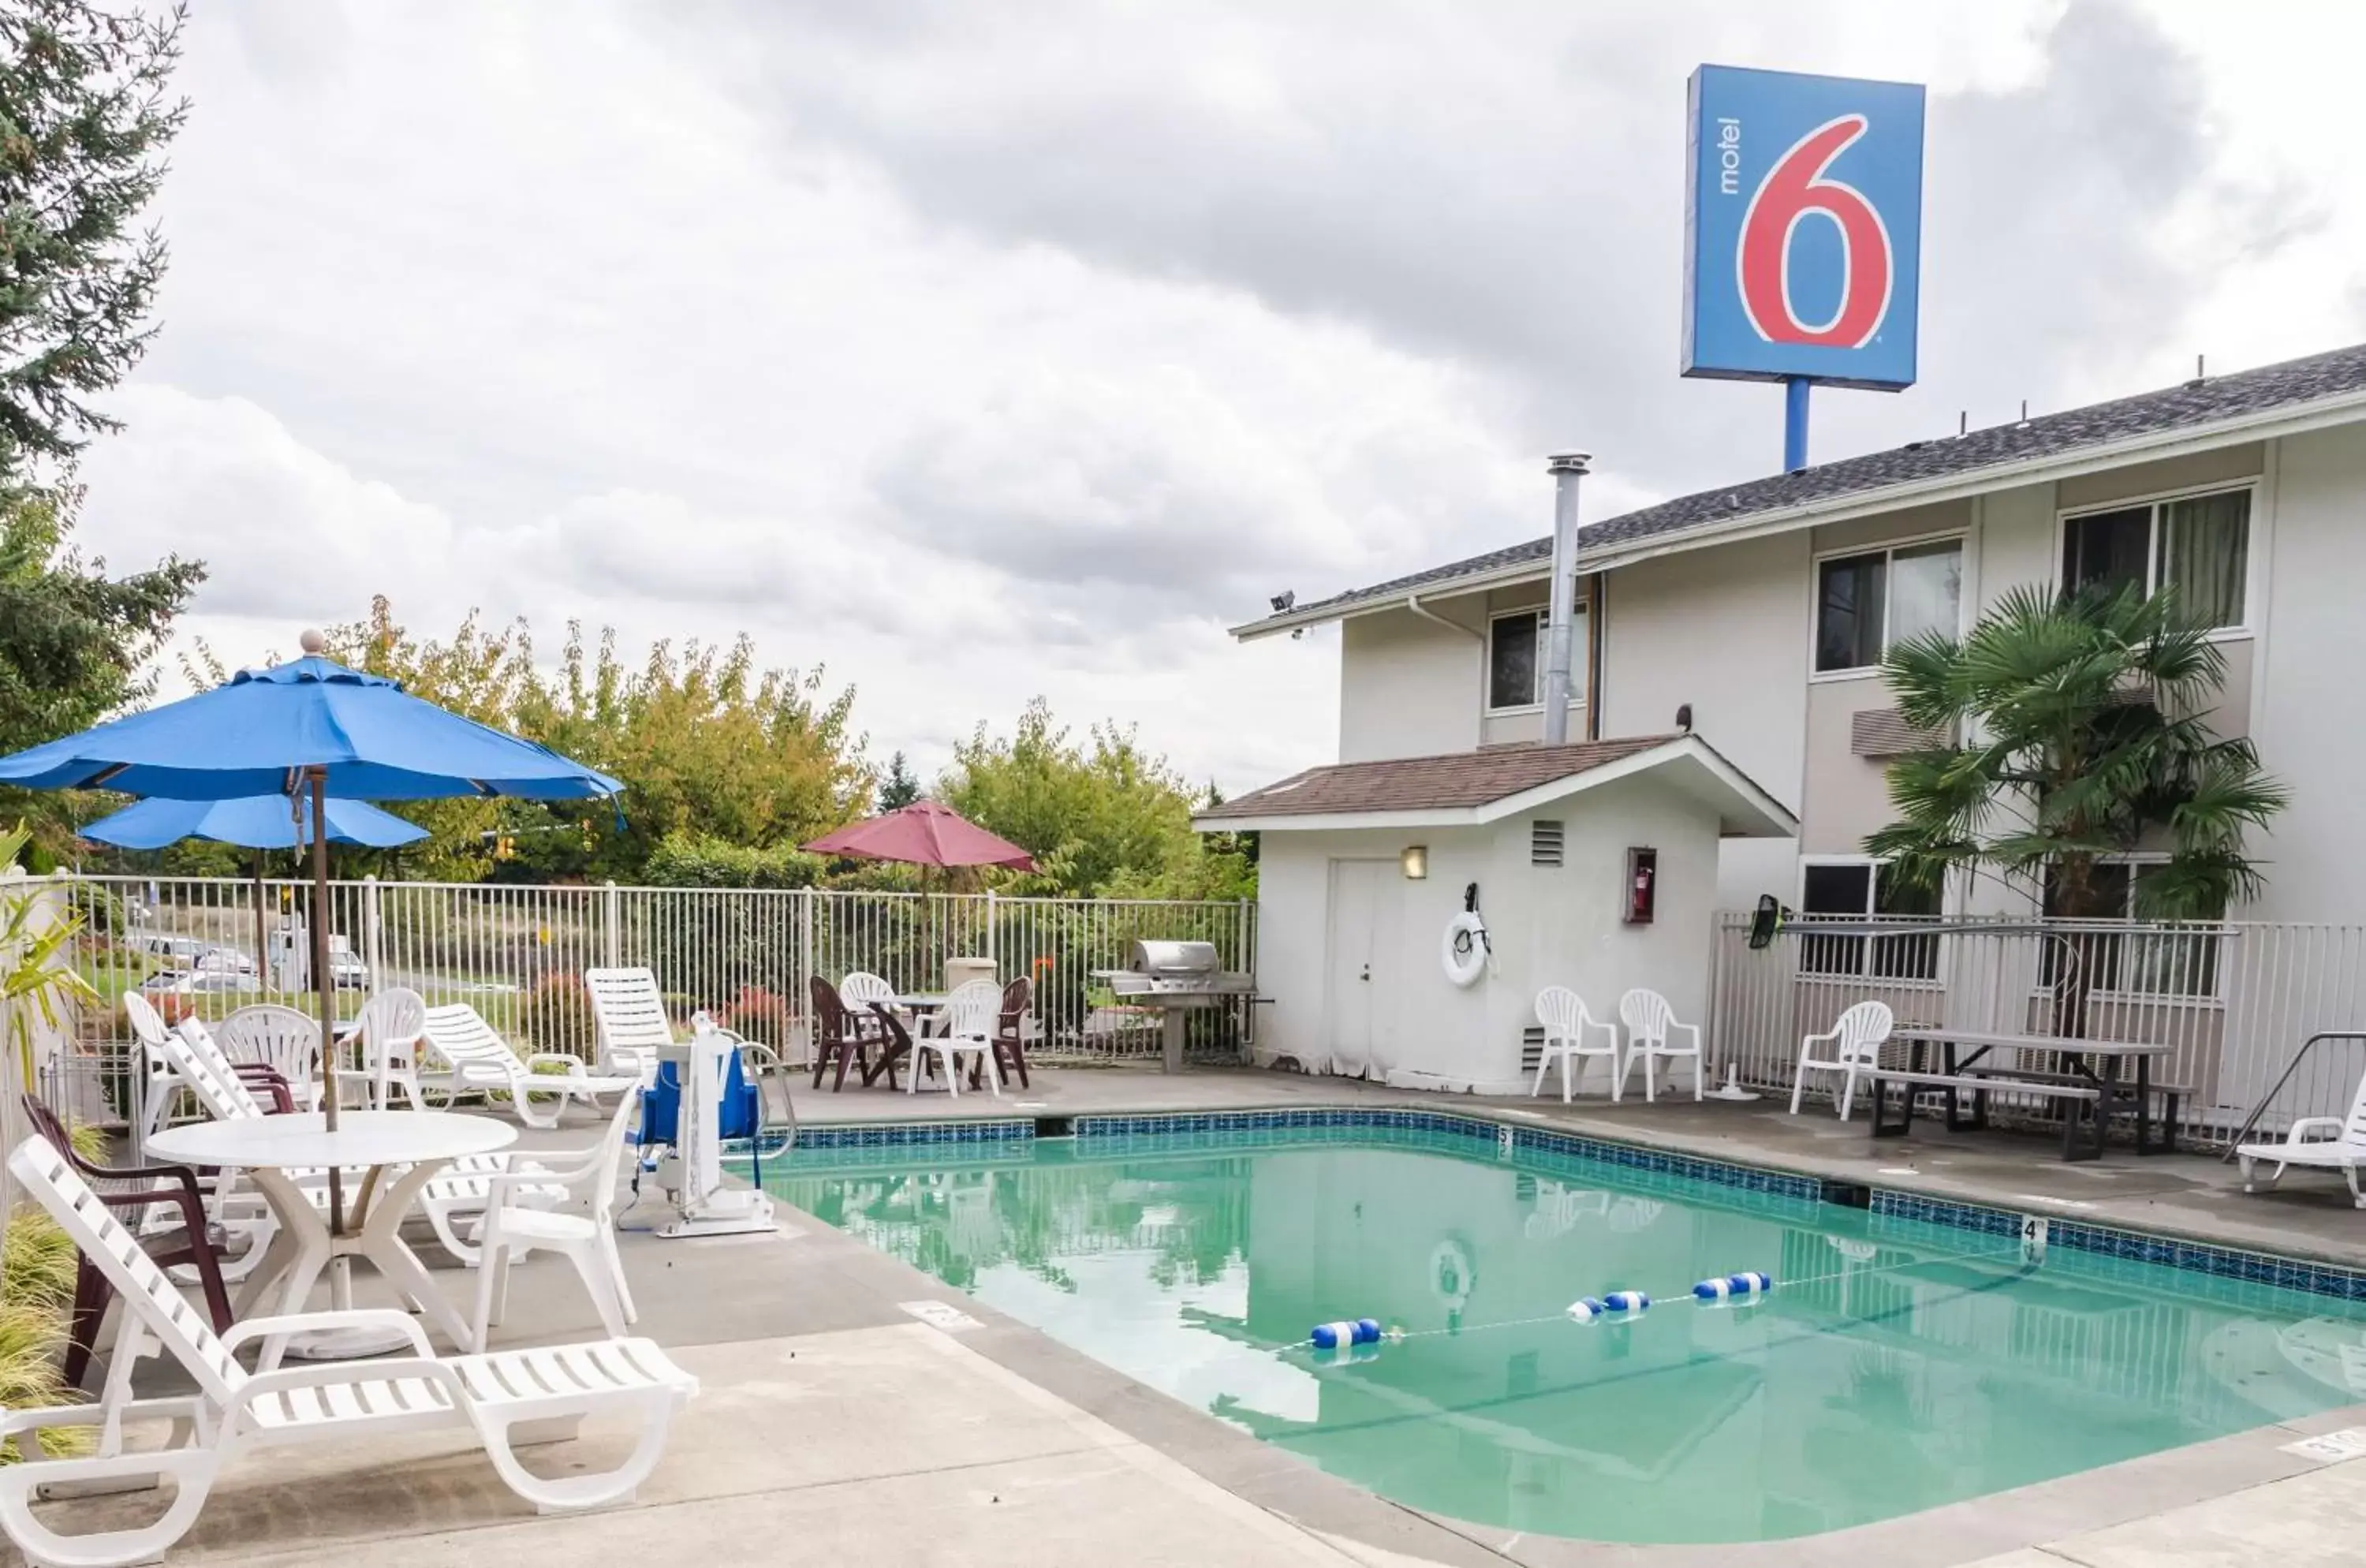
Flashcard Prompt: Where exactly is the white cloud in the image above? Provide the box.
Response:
[55,0,2366,801]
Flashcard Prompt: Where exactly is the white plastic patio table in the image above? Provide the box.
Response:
[146,1110,514,1368]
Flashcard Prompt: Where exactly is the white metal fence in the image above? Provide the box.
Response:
[35,875,1258,1129]
[1707,911,2366,1145]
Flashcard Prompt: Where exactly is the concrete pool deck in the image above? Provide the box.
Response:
[19,1063,2366,1568]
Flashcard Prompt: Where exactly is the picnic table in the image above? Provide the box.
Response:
[1875,1027,2182,1162]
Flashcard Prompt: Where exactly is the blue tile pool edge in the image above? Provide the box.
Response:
[1870,1189,2366,1303]
[769,1107,2366,1304]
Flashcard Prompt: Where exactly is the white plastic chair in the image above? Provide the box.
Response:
[1789,999,1895,1120]
[0,1133,698,1568]
[422,1002,643,1129]
[472,1077,644,1344]
[908,979,1002,1098]
[838,969,901,1036]
[122,991,185,1155]
[2237,1066,2366,1206]
[350,986,428,1110]
[217,1004,323,1112]
[1531,987,1622,1103]
[1616,989,1704,1103]
[584,966,676,1079]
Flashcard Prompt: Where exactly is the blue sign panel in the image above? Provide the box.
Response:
[1683,65,1925,390]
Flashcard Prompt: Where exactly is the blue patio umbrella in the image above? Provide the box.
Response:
[81,794,430,1015]
[0,634,621,1145]
[80,793,429,851]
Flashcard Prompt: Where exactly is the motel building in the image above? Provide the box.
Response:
[1197,342,2366,1116]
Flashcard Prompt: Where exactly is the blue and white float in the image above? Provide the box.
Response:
[1691,1271,1773,1302]
[1310,1318,1384,1350]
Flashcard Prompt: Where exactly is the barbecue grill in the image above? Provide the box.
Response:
[1091,940,1257,1072]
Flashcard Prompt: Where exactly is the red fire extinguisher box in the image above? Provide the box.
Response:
[1625,847,1658,924]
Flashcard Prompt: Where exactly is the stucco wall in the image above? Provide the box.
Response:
[1248,774,1722,1095]
[1596,532,1808,909]
[2245,424,2366,923]
[1338,607,1484,763]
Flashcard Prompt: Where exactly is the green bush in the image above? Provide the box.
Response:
[517,972,595,1060]
[643,833,822,890]
[2,1205,84,1460]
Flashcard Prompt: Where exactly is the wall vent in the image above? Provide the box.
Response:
[1520,1025,1547,1074]
[1530,819,1566,867]
[1849,709,1954,759]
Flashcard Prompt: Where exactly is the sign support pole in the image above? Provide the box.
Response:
[1782,376,1811,472]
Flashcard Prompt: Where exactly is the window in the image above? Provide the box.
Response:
[1814,539,1962,674]
[1797,861,1940,979]
[2041,861,2222,997]
[2062,487,2250,629]
[1487,607,1587,711]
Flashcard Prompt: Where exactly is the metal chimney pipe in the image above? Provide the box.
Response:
[1540,453,1590,745]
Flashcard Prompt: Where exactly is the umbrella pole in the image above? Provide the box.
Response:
[252,849,268,999]
[309,768,345,1236]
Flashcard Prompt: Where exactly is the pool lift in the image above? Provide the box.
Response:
[635,1013,797,1240]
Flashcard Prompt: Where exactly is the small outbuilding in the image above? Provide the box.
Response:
[1196,734,1797,1095]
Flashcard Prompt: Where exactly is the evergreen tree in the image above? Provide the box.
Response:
[879,750,921,810]
[0,2,199,855]
[0,0,188,463]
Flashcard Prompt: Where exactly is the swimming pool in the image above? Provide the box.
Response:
[763,1114,2366,1544]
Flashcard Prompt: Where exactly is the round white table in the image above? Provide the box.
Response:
[147,1111,515,1367]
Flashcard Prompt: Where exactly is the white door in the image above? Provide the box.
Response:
[1327,859,1401,1078]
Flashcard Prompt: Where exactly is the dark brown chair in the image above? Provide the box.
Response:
[810,976,897,1091]
[20,1094,235,1390]
[989,976,1033,1090]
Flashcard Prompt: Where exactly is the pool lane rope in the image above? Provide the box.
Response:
[1286,1238,2032,1361]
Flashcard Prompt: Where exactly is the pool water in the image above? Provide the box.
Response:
[765,1128,2366,1544]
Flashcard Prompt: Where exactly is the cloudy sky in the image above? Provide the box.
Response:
[69,0,2366,796]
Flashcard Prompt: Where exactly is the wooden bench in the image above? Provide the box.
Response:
[1867,1070,2104,1154]
[1955,1066,2189,1155]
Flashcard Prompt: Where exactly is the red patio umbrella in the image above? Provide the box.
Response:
[803,799,1038,872]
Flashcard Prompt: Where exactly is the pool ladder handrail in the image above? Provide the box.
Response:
[2219,1030,2366,1160]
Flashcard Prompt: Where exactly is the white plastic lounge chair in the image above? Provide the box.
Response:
[1789,999,1896,1120]
[0,1134,697,1568]
[216,1004,323,1113]
[584,966,677,1080]
[2237,1070,2366,1206]
[422,1002,643,1130]
[908,979,1002,1099]
[1531,987,1621,1103]
[1616,989,1704,1103]
[472,1080,644,1345]
[350,986,429,1110]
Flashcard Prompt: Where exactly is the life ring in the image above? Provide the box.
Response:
[1442,911,1488,987]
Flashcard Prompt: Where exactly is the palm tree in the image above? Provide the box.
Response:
[1864,585,2286,1030]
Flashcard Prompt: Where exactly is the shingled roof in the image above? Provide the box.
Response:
[1196,733,1797,837]
[1241,339,2366,635]
[1211,735,1674,819]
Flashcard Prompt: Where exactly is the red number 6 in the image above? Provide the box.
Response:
[1737,115,1893,349]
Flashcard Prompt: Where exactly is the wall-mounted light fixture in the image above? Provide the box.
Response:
[1401,845,1429,880]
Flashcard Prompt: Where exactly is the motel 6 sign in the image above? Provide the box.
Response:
[1682,65,1926,390]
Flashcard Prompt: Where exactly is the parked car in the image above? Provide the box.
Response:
[191,946,257,976]
[139,969,261,997]
[133,933,209,964]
